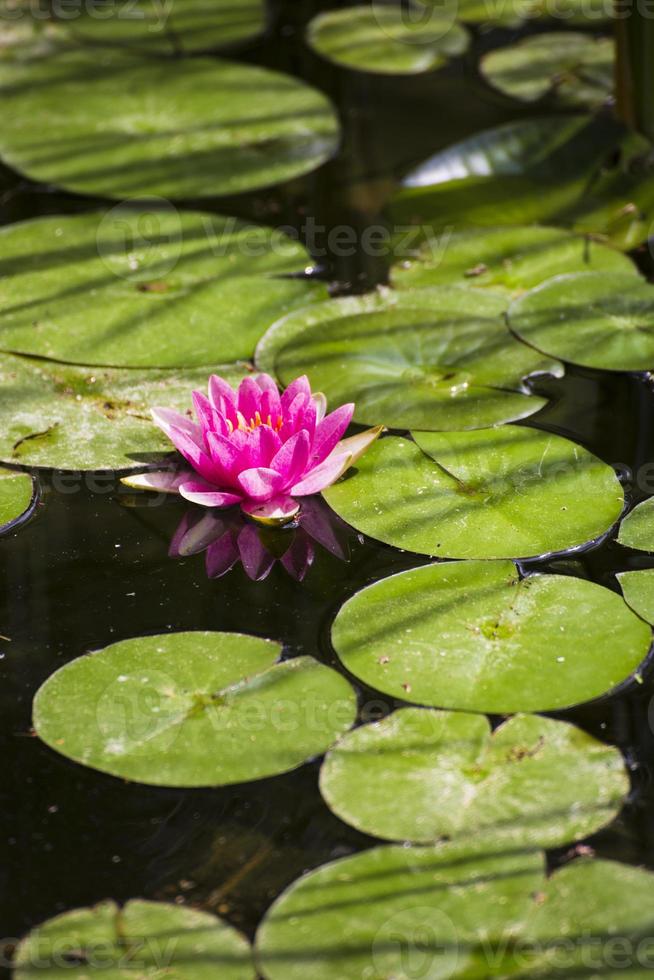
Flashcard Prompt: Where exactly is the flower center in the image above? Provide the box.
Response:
[226,411,284,434]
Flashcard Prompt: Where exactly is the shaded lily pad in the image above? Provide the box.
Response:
[58,0,266,55]
[390,225,637,295]
[0,48,340,199]
[33,632,357,786]
[330,560,650,712]
[0,210,327,368]
[306,5,468,76]
[257,289,562,431]
[508,271,654,371]
[0,353,250,471]
[480,33,613,109]
[0,466,35,532]
[13,899,254,978]
[319,709,628,845]
[618,497,654,551]
[323,427,623,559]
[256,845,654,979]
[618,569,654,624]
[391,114,654,251]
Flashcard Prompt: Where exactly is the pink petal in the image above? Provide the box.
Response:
[170,511,229,557]
[208,375,237,421]
[311,404,354,465]
[281,375,311,414]
[206,532,240,578]
[205,430,241,481]
[298,496,348,559]
[237,376,263,424]
[192,391,228,438]
[237,525,275,580]
[280,536,314,581]
[160,423,222,485]
[241,495,300,525]
[255,373,280,397]
[280,392,309,440]
[290,451,353,496]
[259,387,282,425]
[236,425,281,471]
[179,480,242,508]
[151,407,203,447]
[237,467,285,502]
[121,469,190,494]
[271,430,310,488]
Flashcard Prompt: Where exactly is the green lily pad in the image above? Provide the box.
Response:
[306,6,469,76]
[58,0,265,55]
[13,899,254,978]
[33,632,357,787]
[256,846,654,979]
[0,353,250,471]
[390,225,637,295]
[480,33,613,109]
[257,289,562,431]
[330,560,650,712]
[0,48,339,199]
[323,427,623,559]
[391,115,654,251]
[618,569,654,624]
[0,210,326,368]
[319,709,628,845]
[0,466,35,532]
[509,271,654,371]
[618,498,654,551]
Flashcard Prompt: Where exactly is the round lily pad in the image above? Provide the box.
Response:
[508,271,654,371]
[13,899,254,978]
[256,847,654,979]
[59,0,265,55]
[306,6,468,76]
[480,33,613,109]
[0,353,249,471]
[391,225,637,295]
[33,632,357,786]
[0,210,326,368]
[323,428,624,559]
[319,709,628,845]
[0,48,340,199]
[330,560,650,713]
[618,569,654,625]
[257,289,562,431]
[0,465,35,532]
[618,497,654,551]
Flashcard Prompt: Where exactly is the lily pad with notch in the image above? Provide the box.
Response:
[319,708,628,844]
[13,899,254,978]
[323,426,624,559]
[0,211,327,368]
[306,5,469,76]
[0,353,250,471]
[508,271,654,371]
[330,560,650,712]
[32,631,357,787]
[0,48,340,199]
[257,288,562,431]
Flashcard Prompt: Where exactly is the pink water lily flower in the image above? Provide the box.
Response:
[123,373,382,524]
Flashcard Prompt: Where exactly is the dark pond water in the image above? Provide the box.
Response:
[3,0,654,968]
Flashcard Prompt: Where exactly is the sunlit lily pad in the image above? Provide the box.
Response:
[509,271,654,371]
[0,211,326,368]
[330,560,650,712]
[319,709,628,844]
[13,899,254,978]
[618,569,654,624]
[257,289,562,431]
[391,115,654,251]
[618,497,654,551]
[0,353,249,471]
[390,225,637,295]
[0,48,339,199]
[323,427,623,559]
[480,33,613,109]
[256,846,654,979]
[33,632,357,786]
[306,5,469,75]
[0,465,35,532]
[58,0,266,55]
